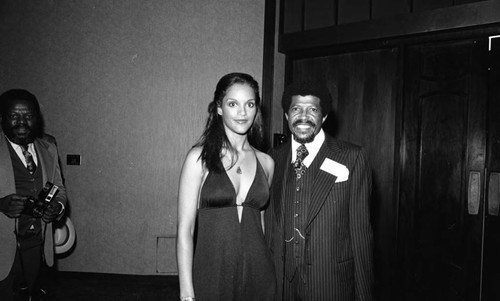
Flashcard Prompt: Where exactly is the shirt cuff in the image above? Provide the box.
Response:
[58,201,65,215]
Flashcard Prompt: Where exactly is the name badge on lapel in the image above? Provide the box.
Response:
[320,158,349,183]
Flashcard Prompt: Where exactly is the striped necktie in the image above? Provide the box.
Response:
[20,144,36,174]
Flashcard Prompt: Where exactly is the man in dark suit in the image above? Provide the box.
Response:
[0,89,67,301]
[265,82,373,300]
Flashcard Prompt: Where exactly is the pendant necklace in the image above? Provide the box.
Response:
[236,166,242,174]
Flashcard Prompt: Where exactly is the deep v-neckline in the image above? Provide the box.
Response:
[224,158,258,206]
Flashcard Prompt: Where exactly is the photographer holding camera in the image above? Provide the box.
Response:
[0,89,67,301]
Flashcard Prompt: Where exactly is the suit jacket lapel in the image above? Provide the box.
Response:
[305,137,341,231]
[34,138,50,184]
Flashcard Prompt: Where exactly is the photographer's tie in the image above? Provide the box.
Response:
[293,144,308,179]
[20,144,36,174]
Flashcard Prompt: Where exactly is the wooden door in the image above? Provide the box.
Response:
[482,37,500,301]
[398,37,497,300]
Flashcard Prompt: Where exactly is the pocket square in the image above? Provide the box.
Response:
[320,158,349,183]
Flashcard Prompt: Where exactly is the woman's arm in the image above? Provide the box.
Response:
[176,147,204,299]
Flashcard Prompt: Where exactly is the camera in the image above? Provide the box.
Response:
[23,182,60,218]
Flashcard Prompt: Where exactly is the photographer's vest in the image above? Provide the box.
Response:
[7,143,43,248]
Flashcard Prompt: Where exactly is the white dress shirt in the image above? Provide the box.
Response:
[7,138,38,167]
[290,129,325,168]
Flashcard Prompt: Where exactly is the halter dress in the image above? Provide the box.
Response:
[192,157,276,301]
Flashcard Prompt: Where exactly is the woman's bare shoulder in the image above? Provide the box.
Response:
[254,149,274,173]
[183,146,204,170]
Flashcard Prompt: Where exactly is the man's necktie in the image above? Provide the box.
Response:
[20,144,36,174]
[293,144,309,179]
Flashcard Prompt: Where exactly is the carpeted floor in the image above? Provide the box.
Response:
[45,271,179,301]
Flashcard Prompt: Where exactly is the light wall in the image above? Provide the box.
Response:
[0,0,265,275]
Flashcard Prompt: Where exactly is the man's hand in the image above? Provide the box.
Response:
[0,194,27,218]
[42,200,63,223]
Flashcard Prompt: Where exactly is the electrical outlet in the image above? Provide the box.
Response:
[66,154,81,165]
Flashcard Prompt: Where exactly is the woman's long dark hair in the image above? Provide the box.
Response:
[195,72,263,173]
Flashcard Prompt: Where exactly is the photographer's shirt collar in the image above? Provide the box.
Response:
[5,136,38,166]
[290,129,325,168]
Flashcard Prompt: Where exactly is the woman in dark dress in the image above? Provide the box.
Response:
[177,73,276,301]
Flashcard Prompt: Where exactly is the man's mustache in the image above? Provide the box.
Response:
[12,125,32,131]
[292,120,316,127]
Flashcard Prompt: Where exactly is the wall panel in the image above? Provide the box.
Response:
[413,0,453,12]
[280,0,490,34]
[304,0,337,30]
[283,0,303,33]
[372,0,410,19]
[338,0,371,24]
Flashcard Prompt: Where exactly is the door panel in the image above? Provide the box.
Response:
[399,39,488,300]
[483,40,500,301]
